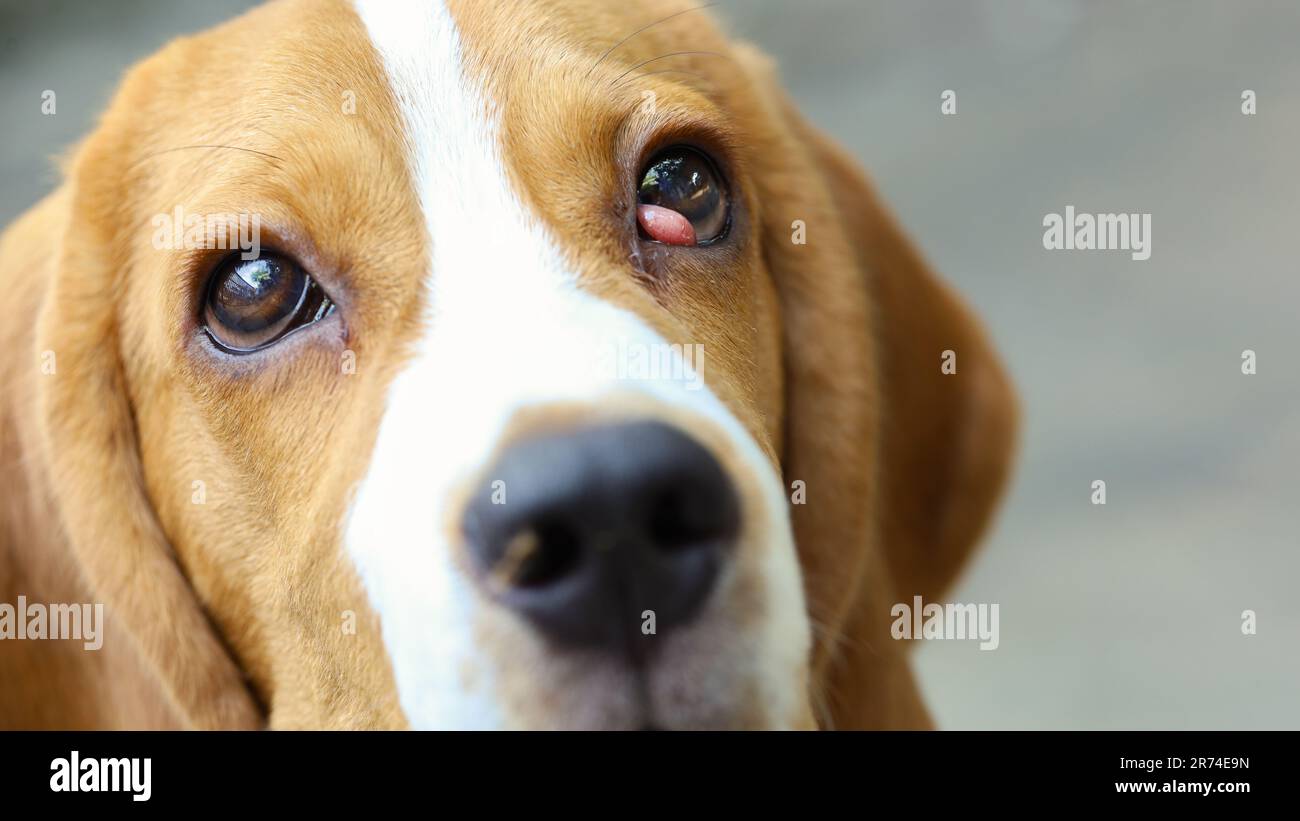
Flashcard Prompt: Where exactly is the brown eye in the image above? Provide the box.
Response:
[636,146,730,246]
[202,253,334,353]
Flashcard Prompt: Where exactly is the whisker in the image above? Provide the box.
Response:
[586,2,719,78]
[142,144,284,164]
[608,50,735,88]
[611,67,711,92]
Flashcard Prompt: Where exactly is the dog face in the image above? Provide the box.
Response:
[23,0,1017,729]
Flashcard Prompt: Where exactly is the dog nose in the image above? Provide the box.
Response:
[463,421,739,649]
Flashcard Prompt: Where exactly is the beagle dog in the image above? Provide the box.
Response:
[0,0,1017,730]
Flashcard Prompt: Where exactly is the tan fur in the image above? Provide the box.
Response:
[1,0,410,729]
[0,0,1016,729]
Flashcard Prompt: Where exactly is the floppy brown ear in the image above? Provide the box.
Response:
[732,45,1018,727]
[804,130,1020,608]
[30,112,262,730]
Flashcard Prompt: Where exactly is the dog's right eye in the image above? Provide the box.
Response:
[202,253,334,353]
[636,146,730,246]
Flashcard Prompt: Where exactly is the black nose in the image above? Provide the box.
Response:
[463,421,739,649]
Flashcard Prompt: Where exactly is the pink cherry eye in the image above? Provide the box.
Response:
[635,146,729,246]
[637,204,696,246]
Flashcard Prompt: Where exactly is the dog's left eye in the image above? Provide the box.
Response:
[636,146,729,246]
[202,253,334,353]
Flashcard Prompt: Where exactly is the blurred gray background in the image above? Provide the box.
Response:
[2,0,1296,728]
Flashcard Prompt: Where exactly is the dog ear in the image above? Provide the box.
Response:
[732,45,1018,727]
[804,129,1020,607]
[32,108,263,730]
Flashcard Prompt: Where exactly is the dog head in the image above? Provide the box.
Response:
[25,0,1017,729]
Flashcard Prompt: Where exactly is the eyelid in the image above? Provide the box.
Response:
[175,213,349,311]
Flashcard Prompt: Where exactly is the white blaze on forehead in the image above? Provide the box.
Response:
[348,0,809,728]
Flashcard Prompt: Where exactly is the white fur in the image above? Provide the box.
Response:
[348,0,809,728]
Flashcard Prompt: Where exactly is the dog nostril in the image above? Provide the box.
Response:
[647,486,732,551]
[508,520,582,588]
